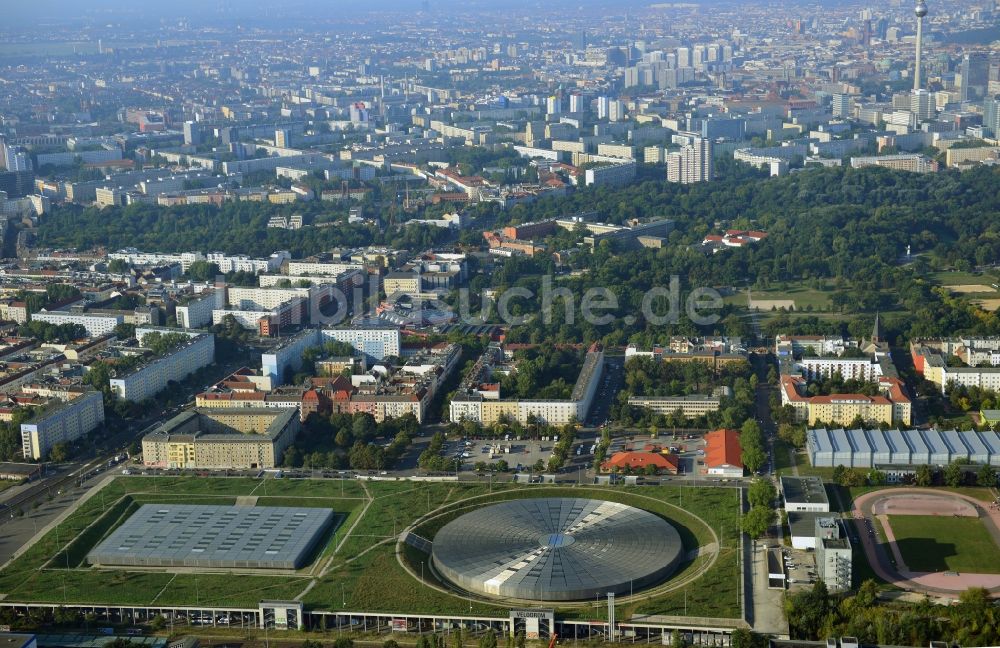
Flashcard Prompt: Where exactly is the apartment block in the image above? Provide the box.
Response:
[108,332,215,402]
[20,389,105,460]
[175,290,219,329]
[142,407,299,470]
[449,344,603,425]
[912,339,1000,394]
[32,310,122,337]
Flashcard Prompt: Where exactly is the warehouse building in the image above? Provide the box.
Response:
[806,427,1000,468]
[87,504,334,569]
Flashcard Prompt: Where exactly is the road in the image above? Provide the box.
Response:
[586,355,624,427]
[0,457,111,565]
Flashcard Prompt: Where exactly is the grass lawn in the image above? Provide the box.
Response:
[0,477,743,619]
[723,286,832,311]
[787,453,838,480]
[0,477,365,606]
[887,515,1000,574]
[929,270,999,286]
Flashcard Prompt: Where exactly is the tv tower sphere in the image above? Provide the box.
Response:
[915,0,928,17]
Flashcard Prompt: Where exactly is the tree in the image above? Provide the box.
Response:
[741,419,763,442]
[944,461,964,488]
[741,505,775,539]
[187,260,220,282]
[915,464,933,487]
[741,444,767,475]
[747,479,777,508]
[45,283,81,303]
[777,423,806,448]
[113,323,136,340]
[49,443,70,463]
[730,629,753,648]
[384,641,400,648]
[332,639,353,648]
[352,413,377,443]
[107,258,130,274]
[301,641,324,648]
[785,579,830,639]
[728,630,769,648]
[478,630,497,648]
[977,464,997,487]
[866,469,887,486]
[853,579,879,610]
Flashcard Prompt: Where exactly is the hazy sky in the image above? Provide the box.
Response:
[5,0,748,29]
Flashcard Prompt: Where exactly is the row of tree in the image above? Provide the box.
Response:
[786,580,1000,647]
[831,460,997,488]
[739,419,767,475]
[741,478,778,539]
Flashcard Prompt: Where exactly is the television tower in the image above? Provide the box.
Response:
[913,0,928,91]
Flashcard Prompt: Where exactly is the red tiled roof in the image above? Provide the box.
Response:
[601,451,679,472]
[780,375,807,402]
[705,429,742,469]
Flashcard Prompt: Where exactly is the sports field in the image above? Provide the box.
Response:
[888,515,1000,574]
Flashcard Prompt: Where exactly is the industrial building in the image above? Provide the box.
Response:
[815,517,852,592]
[780,476,830,513]
[431,498,682,601]
[806,427,1000,468]
[87,504,334,569]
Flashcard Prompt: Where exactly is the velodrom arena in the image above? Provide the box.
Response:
[430,497,683,601]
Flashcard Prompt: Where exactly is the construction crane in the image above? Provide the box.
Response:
[547,633,558,648]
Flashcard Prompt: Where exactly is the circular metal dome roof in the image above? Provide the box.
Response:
[430,497,683,601]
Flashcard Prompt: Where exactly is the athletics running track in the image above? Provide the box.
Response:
[851,487,1000,598]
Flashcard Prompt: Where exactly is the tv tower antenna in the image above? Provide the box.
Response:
[913,0,928,91]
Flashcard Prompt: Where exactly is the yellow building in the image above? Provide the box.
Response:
[806,396,895,426]
[142,407,300,470]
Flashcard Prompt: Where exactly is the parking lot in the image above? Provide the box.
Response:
[781,545,818,592]
[440,432,599,477]
[608,432,708,475]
